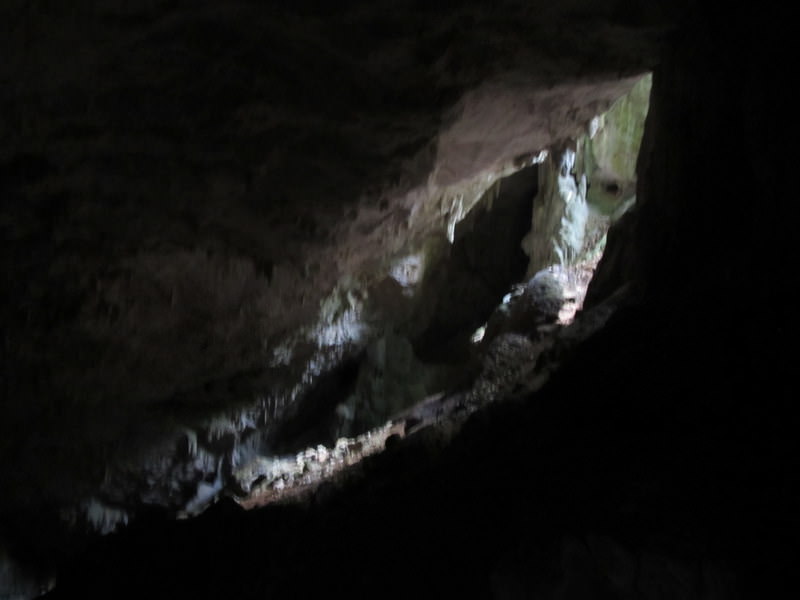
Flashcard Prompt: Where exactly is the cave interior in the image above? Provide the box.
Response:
[0,2,796,598]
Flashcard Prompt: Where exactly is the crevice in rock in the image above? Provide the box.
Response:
[268,354,363,454]
[413,164,537,363]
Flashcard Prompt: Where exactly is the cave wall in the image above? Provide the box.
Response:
[523,76,650,279]
[3,2,797,598]
[587,6,794,327]
[581,73,651,214]
[1,0,663,531]
[525,143,590,275]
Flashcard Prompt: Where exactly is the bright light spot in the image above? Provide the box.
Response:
[532,149,549,164]
[445,194,464,243]
[310,306,367,347]
[589,115,602,138]
[389,253,423,290]
[471,325,486,344]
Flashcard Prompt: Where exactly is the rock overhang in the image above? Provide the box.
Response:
[0,2,690,592]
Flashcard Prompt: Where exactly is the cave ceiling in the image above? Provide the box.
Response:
[0,0,686,543]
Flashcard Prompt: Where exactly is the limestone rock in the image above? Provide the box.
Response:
[483,270,564,345]
[469,333,538,405]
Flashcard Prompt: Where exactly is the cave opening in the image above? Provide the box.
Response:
[3,2,796,595]
[4,72,655,534]
[234,73,652,508]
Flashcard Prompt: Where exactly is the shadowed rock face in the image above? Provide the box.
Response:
[0,1,665,518]
[1,2,796,598]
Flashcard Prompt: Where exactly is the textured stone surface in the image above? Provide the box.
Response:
[523,75,650,280]
[482,270,564,346]
[525,143,590,275]
[582,73,651,215]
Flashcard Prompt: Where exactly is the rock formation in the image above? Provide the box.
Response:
[0,2,795,598]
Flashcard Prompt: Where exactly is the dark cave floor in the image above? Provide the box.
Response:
[38,299,796,599]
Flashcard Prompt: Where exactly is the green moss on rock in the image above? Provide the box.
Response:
[583,73,651,215]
